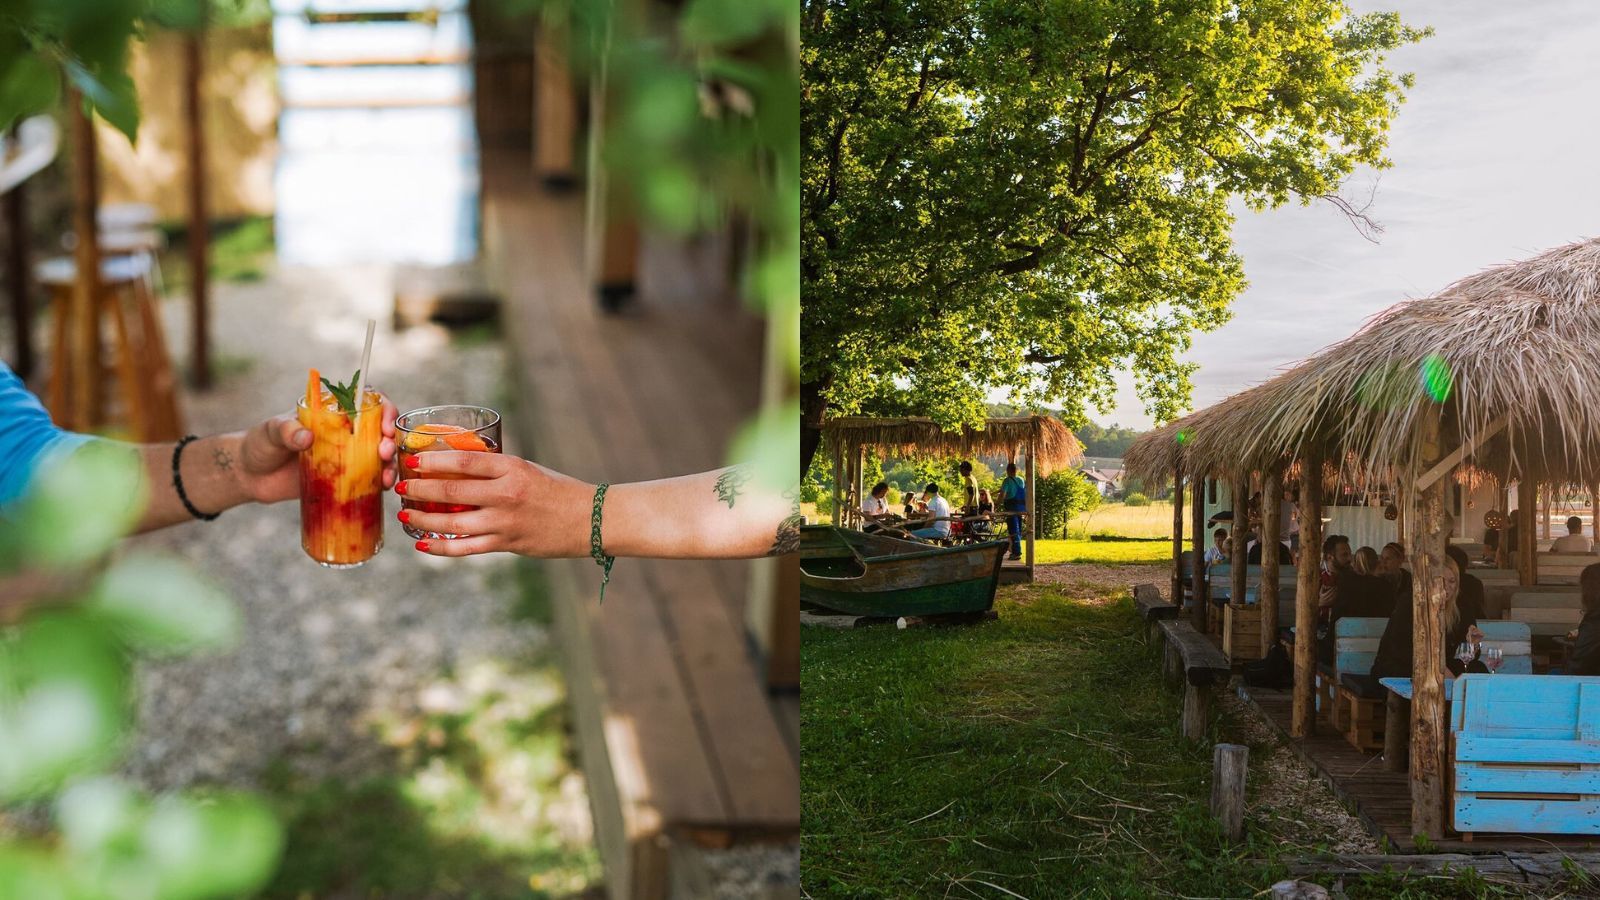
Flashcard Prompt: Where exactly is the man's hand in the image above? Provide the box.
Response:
[236,397,399,504]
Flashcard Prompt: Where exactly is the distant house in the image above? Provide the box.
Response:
[1077,457,1125,497]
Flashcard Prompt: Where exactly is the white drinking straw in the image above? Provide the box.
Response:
[353,318,376,425]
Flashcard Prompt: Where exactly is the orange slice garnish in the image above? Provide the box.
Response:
[444,431,491,452]
[402,422,465,451]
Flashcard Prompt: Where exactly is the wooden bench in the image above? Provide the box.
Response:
[1327,617,1388,742]
[1451,673,1600,837]
[1535,553,1600,586]
[1156,618,1231,740]
[1133,582,1179,642]
[1205,564,1297,604]
[1508,589,1584,640]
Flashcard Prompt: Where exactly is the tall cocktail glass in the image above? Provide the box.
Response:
[298,369,385,567]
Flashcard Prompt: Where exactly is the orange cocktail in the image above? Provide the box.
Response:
[396,405,501,540]
[298,369,384,566]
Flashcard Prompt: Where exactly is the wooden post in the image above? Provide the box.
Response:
[1292,447,1324,738]
[1518,478,1537,586]
[1171,464,1185,604]
[184,26,211,389]
[66,91,101,430]
[1230,475,1249,628]
[1025,440,1037,573]
[1541,484,1551,541]
[1260,468,1282,659]
[1210,743,1249,843]
[1182,682,1209,741]
[829,439,843,527]
[852,445,864,530]
[532,18,578,189]
[1407,403,1448,840]
[1191,476,1208,621]
[3,123,31,380]
[1384,693,1410,772]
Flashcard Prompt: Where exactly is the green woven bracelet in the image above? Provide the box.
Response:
[591,482,616,603]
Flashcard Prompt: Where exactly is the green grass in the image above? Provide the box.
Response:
[1031,538,1170,566]
[801,582,1558,898]
[260,561,598,899]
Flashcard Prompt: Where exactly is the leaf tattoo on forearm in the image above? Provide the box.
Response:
[714,464,751,508]
[767,485,802,557]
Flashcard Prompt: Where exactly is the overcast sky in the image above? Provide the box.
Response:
[1095,0,1600,431]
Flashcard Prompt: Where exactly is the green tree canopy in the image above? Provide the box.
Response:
[1075,422,1141,458]
[801,0,1427,470]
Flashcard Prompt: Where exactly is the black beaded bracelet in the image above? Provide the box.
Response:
[591,482,615,603]
[172,435,221,522]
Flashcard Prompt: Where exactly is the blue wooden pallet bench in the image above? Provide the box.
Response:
[1325,617,1388,739]
[1205,564,1298,604]
[1452,673,1600,837]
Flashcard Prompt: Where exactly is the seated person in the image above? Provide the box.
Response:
[971,489,995,534]
[908,483,953,541]
[1204,528,1229,567]
[860,481,893,532]
[1565,563,1600,675]
[1551,515,1593,554]
[1355,554,1484,698]
[1352,546,1379,575]
[1317,561,1396,665]
[1447,543,1487,626]
[1246,533,1292,564]
[903,489,921,519]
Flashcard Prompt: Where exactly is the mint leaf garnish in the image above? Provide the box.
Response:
[319,369,362,416]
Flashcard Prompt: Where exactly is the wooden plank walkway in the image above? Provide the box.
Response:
[481,157,798,898]
[1243,685,1600,853]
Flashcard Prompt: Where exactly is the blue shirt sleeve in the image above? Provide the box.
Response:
[0,361,96,509]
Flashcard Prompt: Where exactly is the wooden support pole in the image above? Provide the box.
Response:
[1518,478,1537,587]
[1407,403,1448,840]
[532,18,578,189]
[1384,693,1410,772]
[66,91,101,430]
[830,440,843,527]
[1541,484,1552,541]
[1191,476,1208,621]
[1230,475,1249,622]
[1260,469,1283,658]
[3,124,31,380]
[184,26,211,389]
[1025,440,1037,573]
[1292,447,1324,738]
[1210,743,1249,843]
[1171,463,1185,604]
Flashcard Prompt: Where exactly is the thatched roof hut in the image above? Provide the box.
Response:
[1128,235,1600,487]
[821,415,1082,475]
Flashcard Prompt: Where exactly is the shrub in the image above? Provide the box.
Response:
[1123,492,1151,507]
[1034,471,1103,539]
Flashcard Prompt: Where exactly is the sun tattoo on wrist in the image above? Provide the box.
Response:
[766,485,802,557]
[713,464,751,508]
[212,445,233,472]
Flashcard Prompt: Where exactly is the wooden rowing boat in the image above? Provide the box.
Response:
[799,525,1007,617]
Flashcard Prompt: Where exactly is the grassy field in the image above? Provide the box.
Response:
[1031,538,1169,565]
[803,500,1190,542]
[801,574,1566,898]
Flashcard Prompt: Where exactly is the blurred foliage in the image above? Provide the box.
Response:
[0,0,272,143]
[509,0,799,486]
[801,0,1431,468]
[0,446,282,899]
[1035,470,1103,540]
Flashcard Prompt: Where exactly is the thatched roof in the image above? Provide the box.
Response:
[822,415,1082,475]
[1127,235,1600,487]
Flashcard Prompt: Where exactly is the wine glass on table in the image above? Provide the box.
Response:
[1455,642,1475,672]
[1484,646,1504,674]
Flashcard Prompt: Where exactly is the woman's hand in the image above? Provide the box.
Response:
[1467,624,1485,646]
[395,451,593,557]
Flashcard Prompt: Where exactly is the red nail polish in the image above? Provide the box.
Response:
[404,455,420,469]
[398,510,411,524]
[396,480,408,496]
[416,540,430,552]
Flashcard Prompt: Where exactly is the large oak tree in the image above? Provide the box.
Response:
[801,0,1427,472]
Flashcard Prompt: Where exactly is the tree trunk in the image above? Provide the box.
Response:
[1292,448,1323,738]
[1407,403,1448,839]
[800,377,829,479]
[67,91,101,430]
[1260,468,1282,659]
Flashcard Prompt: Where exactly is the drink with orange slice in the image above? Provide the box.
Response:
[395,405,502,539]
[298,368,385,567]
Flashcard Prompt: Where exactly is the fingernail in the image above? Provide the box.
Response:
[405,455,420,469]
[415,540,430,552]
[295,430,312,448]
[396,481,408,496]
[398,510,411,524]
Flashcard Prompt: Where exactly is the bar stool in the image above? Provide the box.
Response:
[37,254,183,442]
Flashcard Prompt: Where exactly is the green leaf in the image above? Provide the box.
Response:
[63,59,140,144]
[88,555,239,656]
[0,54,61,134]
[16,442,147,569]
[728,397,798,492]
[680,0,786,47]
[320,369,361,416]
[143,793,284,900]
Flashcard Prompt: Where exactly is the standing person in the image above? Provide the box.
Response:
[908,483,952,542]
[999,462,1026,560]
[958,461,980,513]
